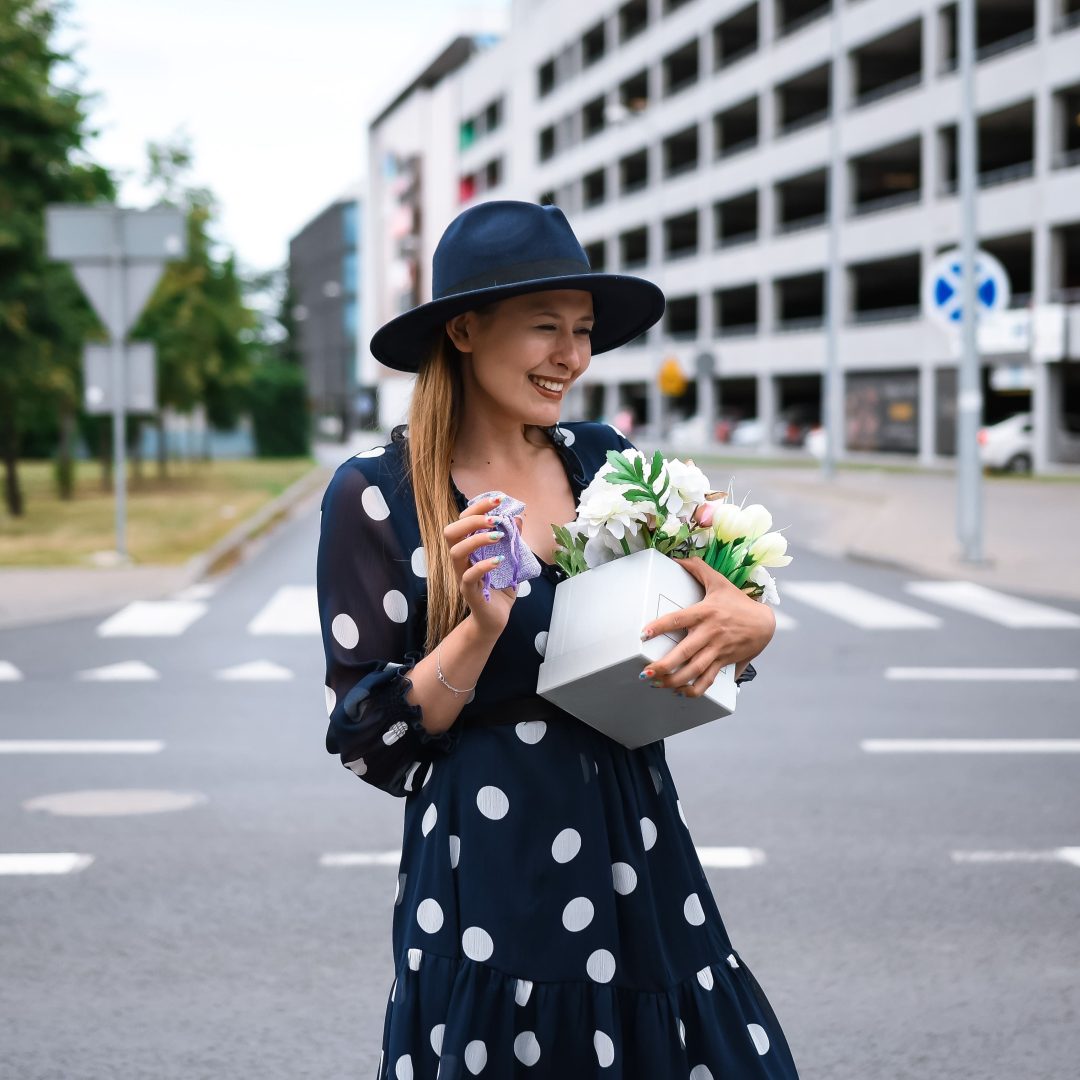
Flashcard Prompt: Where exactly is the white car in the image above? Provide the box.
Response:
[977,412,1080,472]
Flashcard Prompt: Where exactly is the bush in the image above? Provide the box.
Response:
[248,361,310,457]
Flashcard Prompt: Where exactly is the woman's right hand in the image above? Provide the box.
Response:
[443,494,519,638]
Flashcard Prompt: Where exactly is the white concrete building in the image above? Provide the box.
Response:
[366,0,1080,467]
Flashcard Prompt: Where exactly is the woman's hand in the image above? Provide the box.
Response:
[638,557,776,698]
[443,494,519,640]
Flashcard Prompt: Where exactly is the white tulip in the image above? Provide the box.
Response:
[748,531,792,567]
[737,504,772,541]
[712,502,744,544]
[748,565,781,605]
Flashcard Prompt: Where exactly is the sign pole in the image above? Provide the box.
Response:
[109,209,128,559]
[957,0,983,563]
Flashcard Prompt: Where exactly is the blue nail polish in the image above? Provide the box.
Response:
[638,671,648,680]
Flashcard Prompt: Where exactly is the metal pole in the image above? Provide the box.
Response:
[109,209,128,559]
[957,0,983,562]
[822,2,843,482]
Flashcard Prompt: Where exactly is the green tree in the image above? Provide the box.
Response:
[0,0,114,515]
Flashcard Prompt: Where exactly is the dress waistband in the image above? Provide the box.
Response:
[463,695,576,729]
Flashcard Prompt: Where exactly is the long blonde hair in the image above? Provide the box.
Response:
[405,331,472,655]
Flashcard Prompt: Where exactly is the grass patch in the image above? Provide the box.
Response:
[0,457,316,567]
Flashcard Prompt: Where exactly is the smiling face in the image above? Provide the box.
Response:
[446,289,595,425]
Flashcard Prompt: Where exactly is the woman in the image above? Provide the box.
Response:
[318,201,799,1078]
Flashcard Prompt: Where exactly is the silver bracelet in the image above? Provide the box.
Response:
[435,643,476,696]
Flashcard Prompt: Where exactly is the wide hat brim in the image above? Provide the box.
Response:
[369,272,666,373]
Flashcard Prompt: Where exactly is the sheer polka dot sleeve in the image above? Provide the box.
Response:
[317,455,459,798]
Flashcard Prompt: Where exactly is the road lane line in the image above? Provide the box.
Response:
[0,740,164,754]
[0,661,23,681]
[886,667,1078,681]
[905,581,1080,628]
[783,582,942,629]
[215,660,294,681]
[248,586,320,635]
[97,600,208,637]
[77,661,159,681]
[0,853,94,875]
[862,739,1080,753]
[952,848,1080,867]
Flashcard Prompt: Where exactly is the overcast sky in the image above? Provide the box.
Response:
[61,0,509,273]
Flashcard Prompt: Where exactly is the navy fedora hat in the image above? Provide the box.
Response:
[369,200,665,372]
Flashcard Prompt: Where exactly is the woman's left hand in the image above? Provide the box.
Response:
[637,557,776,698]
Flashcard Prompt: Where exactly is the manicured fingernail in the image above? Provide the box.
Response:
[650,680,663,688]
[638,671,649,680]
[486,516,496,525]
[492,555,505,564]
[640,628,653,640]
[642,668,655,678]
[489,531,504,540]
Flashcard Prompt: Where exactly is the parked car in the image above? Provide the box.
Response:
[773,406,820,447]
[729,418,765,447]
[977,412,1080,472]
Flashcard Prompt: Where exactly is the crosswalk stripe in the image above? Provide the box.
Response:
[97,600,207,637]
[886,667,1078,681]
[952,848,1080,867]
[216,660,294,681]
[783,582,942,629]
[0,661,23,681]
[77,660,159,682]
[772,610,797,630]
[321,847,766,869]
[905,581,1080,628]
[0,740,163,754]
[0,853,94,875]
[248,586,320,635]
[172,582,218,602]
[862,739,1080,753]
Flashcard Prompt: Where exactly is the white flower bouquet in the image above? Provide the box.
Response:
[536,448,792,748]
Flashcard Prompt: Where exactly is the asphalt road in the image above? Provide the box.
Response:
[1,480,1078,1080]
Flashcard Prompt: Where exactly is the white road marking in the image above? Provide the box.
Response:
[696,847,766,868]
[772,611,797,630]
[320,847,766,869]
[886,667,1078,682]
[905,581,1080,628]
[0,853,94,875]
[783,582,941,629]
[952,848,1080,867]
[215,660,294,681]
[0,740,164,754]
[22,789,208,816]
[96,600,207,637]
[77,660,159,682]
[172,582,219,602]
[862,739,1080,753]
[0,661,23,681]
[248,586,320,635]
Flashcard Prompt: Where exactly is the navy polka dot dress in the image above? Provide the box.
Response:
[317,421,800,1079]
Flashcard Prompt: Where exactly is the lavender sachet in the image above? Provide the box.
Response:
[465,490,542,602]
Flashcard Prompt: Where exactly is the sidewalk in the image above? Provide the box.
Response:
[2,437,1078,630]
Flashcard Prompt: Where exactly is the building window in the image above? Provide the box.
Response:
[665,295,699,339]
[1052,81,1080,170]
[539,125,556,162]
[583,96,607,139]
[937,99,1035,193]
[776,271,825,330]
[981,232,1033,307]
[538,190,556,206]
[776,0,832,40]
[714,97,759,156]
[663,125,699,176]
[342,202,358,247]
[583,168,607,208]
[713,284,758,337]
[776,64,830,135]
[620,148,649,193]
[459,174,477,204]
[849,253,921,324]
[714,190,758,247]
[851,20,922,108]
[538,58,556,97]
[664,210,699,259]
[584,240,607,271]
[342,251,358,293]
[459,119,476,151]
[619,0,649,42]
[714,3,759,68]
[620,226,649,268]
[619,69,649,113]
[484,97,503,134]
[851,137,921,216]
[664,0,697,11]
[776,167,829,233]
[582,20,606,67]
[663,38,700,96]
[344,300,359,340]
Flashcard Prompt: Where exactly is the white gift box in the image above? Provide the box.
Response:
[536,547,737,749]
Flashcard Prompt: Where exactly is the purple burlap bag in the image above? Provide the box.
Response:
[465,490,542,601]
